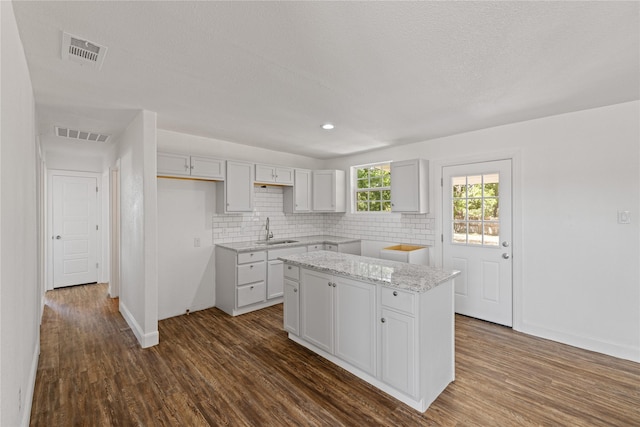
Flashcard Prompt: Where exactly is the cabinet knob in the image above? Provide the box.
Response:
[328,282,332,287]
[381,318,386,323]
[293,288,297,293]
[250,286,254,290]
[250,265,254,269]
[287,266,292,270]
[332,283,336,288]
[250,253,254,256]
[393,291,398,296]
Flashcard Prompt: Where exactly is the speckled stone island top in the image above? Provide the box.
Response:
[279,251,460,293]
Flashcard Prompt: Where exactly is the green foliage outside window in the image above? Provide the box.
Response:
[355,163,391,212]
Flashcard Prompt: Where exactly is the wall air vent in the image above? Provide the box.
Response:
[55,126,110,143]
[61,32,108,69]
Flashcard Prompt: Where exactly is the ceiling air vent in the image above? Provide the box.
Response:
[55,126,110,143]
[61,32,108,69]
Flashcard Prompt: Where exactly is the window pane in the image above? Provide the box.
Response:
[483,222,499,246]
[468,198,482,220]
[370,201,381,211]
[467,221,483,245]
[483,173,499,197]
[357,178,369,189]
[357,201,368,211]
[370,191,381,201]
[452,176,467,198]
[382,201,391,211]
[357,168,369,180]
[483,197,499,220]
[453,222,467,243]
[357,191,368,202]
[453,199,466,220]
[382,190,391,200]
[370,176,382,188]
[467,175,482,198]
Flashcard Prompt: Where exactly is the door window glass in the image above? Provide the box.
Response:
[451,173,499,246]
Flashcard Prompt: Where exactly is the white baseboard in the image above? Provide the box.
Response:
[21,340,40,427]
[119,301,159,348]
[517,321,640,363]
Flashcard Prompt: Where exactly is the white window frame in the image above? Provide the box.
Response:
[351,161,392,214]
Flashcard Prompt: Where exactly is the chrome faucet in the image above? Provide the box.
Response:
[265,217,274,241]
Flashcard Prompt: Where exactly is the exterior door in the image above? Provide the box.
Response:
[52,175,98,288]
[442,160,512,326]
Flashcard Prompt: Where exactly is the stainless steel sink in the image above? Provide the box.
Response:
[255,239,298,245]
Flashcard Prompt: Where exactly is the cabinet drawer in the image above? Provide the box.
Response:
[237,262,266,285]
[238,251,266,264]
[325,244,338,252]
[307,244,324,252]
[237,282,266,307]
[381,287,415,315]
[284,264,299,280]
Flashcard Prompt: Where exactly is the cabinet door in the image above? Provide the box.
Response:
[301,269,333,353]
[157,152,190,176]
[380,308,417,397]
[325,244,338,252]
[391,160,419,212]
[283,278,300,335]
[226,161,254,212]
[294,169,311,211]
[191,156,225,179]
[255,164,276,183]
[312,170,335,211]
[267,260,284,299]
[334,277,376,375]
[275,167,294,185]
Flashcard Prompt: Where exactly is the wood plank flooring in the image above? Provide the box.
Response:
[31,283,639,426]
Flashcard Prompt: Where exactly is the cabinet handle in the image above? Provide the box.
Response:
[250,253,254,257]
[332,283,336,288]
[393,291,398,296]
[250,265,253,269]
[250,286,254,290]
[287,266,292,270]
[293,288,297,293]
[381,318,386,323]
[190,165,194,170]
[328,282,332,287]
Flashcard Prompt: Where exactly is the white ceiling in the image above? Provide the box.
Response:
[12,1,640,160]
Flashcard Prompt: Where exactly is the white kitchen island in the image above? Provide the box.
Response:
[279,250,460,412]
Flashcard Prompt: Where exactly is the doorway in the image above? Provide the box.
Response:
[442,159,513,326]
[49,171,101,289]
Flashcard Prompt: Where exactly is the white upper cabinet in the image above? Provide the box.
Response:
[312,170,346,212]
[255,164,294,185]
[217,161,254,213]
[391,159,429,213]
[283,169,311,213]
[157,152,225,180]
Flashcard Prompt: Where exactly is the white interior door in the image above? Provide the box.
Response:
[53,175,98,288]
[442,160,512,326]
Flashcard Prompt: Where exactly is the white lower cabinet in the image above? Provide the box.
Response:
[300,269,376,375]
[380,307,416,397]
[283,278,300,335]
[267,260,284,299]
[286,265,455,412]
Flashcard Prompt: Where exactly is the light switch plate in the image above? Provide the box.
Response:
[617,211,631,224]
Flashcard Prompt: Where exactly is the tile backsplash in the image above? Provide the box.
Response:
[213,186,435,246]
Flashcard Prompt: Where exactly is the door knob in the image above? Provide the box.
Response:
[502,253,510,259]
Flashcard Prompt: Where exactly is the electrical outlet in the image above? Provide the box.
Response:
[618,211,631,224]
[194,237,201,247]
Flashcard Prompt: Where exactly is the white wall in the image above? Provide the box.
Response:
[43,150,103,173]
[157,178,216,319]
[0,2,41,425]
[323,101,640,362]
[116,110,159,348]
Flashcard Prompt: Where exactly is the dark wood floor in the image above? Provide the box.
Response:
[31,283,639,426]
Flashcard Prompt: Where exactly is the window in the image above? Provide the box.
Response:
[451,173,500,246]
[354,162,391,212]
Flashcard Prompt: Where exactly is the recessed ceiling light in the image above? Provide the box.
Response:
[321,123,334,130]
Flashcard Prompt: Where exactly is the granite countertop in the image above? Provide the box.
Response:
[215,235,361,252]
[279,251,460,293]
